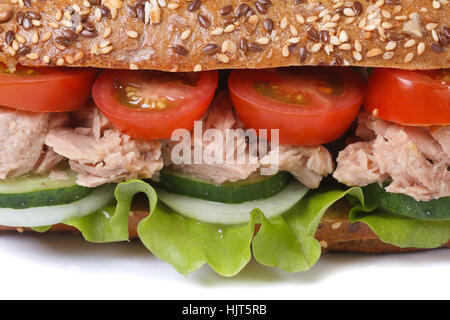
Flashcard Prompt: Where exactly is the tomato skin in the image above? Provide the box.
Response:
[365,68,450,126]
[228,68,365,146]
[92,70,218,140]
[0,67,98,112]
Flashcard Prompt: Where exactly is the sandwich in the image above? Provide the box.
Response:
[0,0,448,276]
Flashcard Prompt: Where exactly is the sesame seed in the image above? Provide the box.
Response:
[193,64,202,72]
[290,25,298,36]
[26,52,38,60]
[343,8,356,17]
[385,41,397,50]
[331,14,340,22]
[60,20,73,28]
[383,51,394,59]
[354,40,362,52]
[65,55,74,64]
[56,58,65,66]
[288,37,300,44]
[256,37,270,45]
[216,53,230,63]
[103,27,112,39]
[331,222,342,230]
[395,15,407,21]
[43,55,50,63]
[100,40,111,48]
[311,43,322,53]
[339,30,348,42]
[432,0,441,9]
[393,5,402,14]
[404,52,414,63]
[320,241,328,249]
[374,0,385,8]
[211,27,224,36]
[319,9,330,18]
[282,45,289,57]
[180,29,191,40]
[431,29,439,42]
[404,39,416,48]
[48,22,59,29]
[426,23,438,31]
[280,17,288,29]
[41,31,52,42]
[32,30,38,44]
[330,36,341,46]
[353,50,362,61]
[363,24,377,32]
[367,48,383,57]
[224,24,235,33]
[295,14,305,24]
[130,63,139,70]
[12,40,19,51]
[417,42,425,55]
[381,9,391,19]
[101,46,113,54]
[306,16,318,23]
[339,43,351,50]
[55,9,62,21]
[7,47,16,56]
[345,17,356,24]
[15,34,26,44]
[167,2,179,9]
[127,30,139,39]
[74,52,84,61]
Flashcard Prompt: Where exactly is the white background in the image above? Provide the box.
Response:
[0,231,448,300]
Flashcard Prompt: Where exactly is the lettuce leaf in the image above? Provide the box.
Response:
[349,209,450,249]
[252,188,363,272]
[24,179,450,276]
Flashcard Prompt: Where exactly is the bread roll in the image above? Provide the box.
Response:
[0,0,448,71]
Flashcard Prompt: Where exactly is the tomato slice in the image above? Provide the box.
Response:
[365,68,450,126]
[0,64,98,112]
[228,67,365,146]
[92,70,218,140]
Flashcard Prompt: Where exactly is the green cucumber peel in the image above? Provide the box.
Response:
[353,183,450,221]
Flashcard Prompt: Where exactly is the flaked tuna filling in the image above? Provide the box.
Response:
[0,107,68,179]
[0,96,333,189]
[163,93,334,189]
[334,111,450,201]
[45,106,164,187]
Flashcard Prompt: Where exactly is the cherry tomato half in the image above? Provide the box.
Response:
[92,69,218,140]
[0,64,98,112]
[365,68,450,126]
[228,67,365,146]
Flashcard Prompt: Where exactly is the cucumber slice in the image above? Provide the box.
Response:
[156,180,309,225]
[0,184,115,227]
[0,171,92,209]
[158,169,291,203]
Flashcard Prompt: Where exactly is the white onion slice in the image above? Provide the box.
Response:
[157,181,309,225]
[0,184,115,227]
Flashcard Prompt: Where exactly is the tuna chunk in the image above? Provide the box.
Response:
[0,108,67,179]
[165,92,333,188]
[164,92,259,184]
[334,111,450,201]
[260,145,334,189]
[46,107,163,187]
